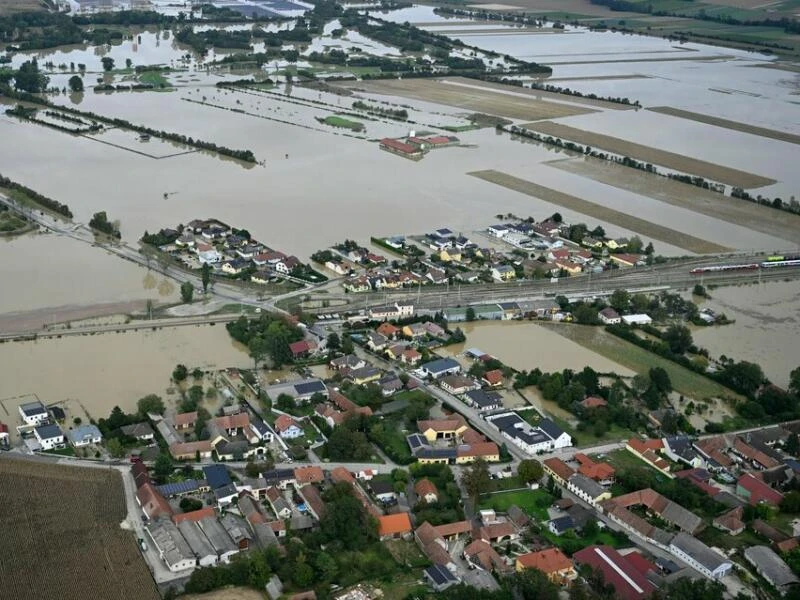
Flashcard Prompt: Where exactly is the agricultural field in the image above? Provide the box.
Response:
[467,170,731,254]
[647,107,800,145]
[547,156,800,244]
[344,78,595,121]
[0,0,48,15]
[0,458,159,600]
[522,121,777,188]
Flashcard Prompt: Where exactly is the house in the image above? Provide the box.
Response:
[294,466,324,486]
[440,375,480,396]
[19,401,48,426]
[330,354,366,371]
[713,506,745,535]
[203,464,233,491]
[626,438,671,476]
[607,488,703,535]
[490,414,572,454]
[737,473,784,506]
[250,418,274,443]
[34,423,64,451]
[176,519,218,567]
[573,546,656,600]
[146,518,196,572]
[68,424,102,447]
[369,303,414,321]
[289,340,315,359]
[567,473,613,506]
[598,307,621,325]
[622,314,653,326]
[693,436,734,470]
[663,436,704,468]
[516,548,577,585]
[464,389,503,412]
[377,322,400,338]
[120,422,155,441]
[297,484,327,520]
[549,516,575,536]
[370,480,397,503]
[456,442,500,464]
[275,256,301,275]
[264,468,297,489]
[463,539,511,573]
[581,396,608,410]
[274,415,303,439]
[476,521,518,543]
[378,513,413,539]
[349,366,382,385]
[418,418,468,443]
[491,264,516,282]
[575,453,615,484]
[136,483,174,519]
[198,516,239,563]
[402,323,427,340]
[734,437,780,470]
[196,246,222,265]
[669,532,732,579]
[415,478,439,503]
[401,348,422,366]
[424,564,459,592]
[482,369,504,388]
[555,259,583,276]
[266,487,293,519]
[169,440,213,461]
[174,411,198,431]
[744,546,799,594]
[610,254,642,267]
[157,479,206,499]
[366,331,389,351]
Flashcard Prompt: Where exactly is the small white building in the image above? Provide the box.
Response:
[622,314,652,326]
[598,307,621,325]
[68,424,102,447]
[669,532,732,580]
[34,423,64,451]
[19,401,48,426]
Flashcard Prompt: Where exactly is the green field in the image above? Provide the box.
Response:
[137,70,171,89]
[479,488,554,521]
[0,209,29,233]
[323,115,365,132]
[542,323,743,402]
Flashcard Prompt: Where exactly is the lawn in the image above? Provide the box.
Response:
[539,527,629,554]
[323,115,365,132]
[603,448,659,473]
[479,488,554,522]
[697,524,763,552]
[543,324,743,402]
[553,416,635,447]
[364,571,427,600]
[137,70,171,89]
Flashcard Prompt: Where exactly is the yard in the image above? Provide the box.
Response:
[552,415,636,447]
[479,488,555,522]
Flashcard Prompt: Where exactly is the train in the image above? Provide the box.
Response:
[691,259,800,275]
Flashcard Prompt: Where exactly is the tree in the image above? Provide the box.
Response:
[463,459,491,503]
[101,56,115,71]
[326,332,340,350]
[649,367,672,394]
[201,262,211,293]
[106,437,125,458]
[341,334,354,354]
[517,459,543,483]
[188,385,204,406]
[644,242,654,255]
[68,75,83,92]
[154,453,173,480]
[786,433,800,457]
[180,497,203,512]
[14,60,49,93]
[172,364,189,383]
[125,58,132,69]
[663,324,693,355]
[627,235,644,254]
[790,366,800,397]
[722,361,765,397]
[466,306,476,322]
[320,482,377,550]
[780,491,800,514]
[137,394,165,416]
[181,281,194,304]
[609,289,630,314]
[551,212,563,223]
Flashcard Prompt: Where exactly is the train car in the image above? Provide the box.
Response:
[690,264,759,274]
[760,259,800,268]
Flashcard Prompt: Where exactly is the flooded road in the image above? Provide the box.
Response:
[439,320,635,375]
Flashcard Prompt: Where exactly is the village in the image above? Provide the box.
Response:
[3,297,800,600]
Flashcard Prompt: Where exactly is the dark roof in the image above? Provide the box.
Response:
[35,423,62,439]
[264,468,295,484]
[425,564,458,586]
[370,480,395,495]
[418,448,457,460]
[157,479,202,497]
[214,483,238,500]
[20,401,47,416]
[295,380,326,396]
[465,390,502,407]
[203,464,232,490]
[539,418,566,440]
[250,418,272,437]
[49,406,66,420]
[421,358,460,375]
[407,434,429,453]
[550,516,575,532]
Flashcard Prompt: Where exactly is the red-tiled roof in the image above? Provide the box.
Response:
[738,473,784,506]
[330,466,355,484]
[483,369,504,385]
[173,506,216,524]
[582,396,608,409]
[544,457,575,481]
[517,548,572,574]
[414,478,438,499]
[378,512,413,536]
[457,441,499,458]
[274,414,299,433]
[573,546,656,600]
[433,520,472,538]
[214,413,250,430]
[174,411,198,427]
[380,138,419,154]
[294,466,324,485]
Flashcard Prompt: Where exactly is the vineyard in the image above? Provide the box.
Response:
[0,458,160,600]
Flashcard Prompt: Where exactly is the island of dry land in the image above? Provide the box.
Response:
[520,121,777,188]
[546,156,800,244]
[647,106,800,145]
[0,458,160,600]
[468,169,732,254]
[340,78,596,121]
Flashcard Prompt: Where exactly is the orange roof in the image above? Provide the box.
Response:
[575,453,615,481]
[628,438,664,453]
[330,466,355,484]
[418,418,465,433]
[214,413,250,430]
[517,548,572,574]
[433,520,472,538]
[173,506,216,524]
[274,414,299,433]
[294,466,324,485]
[457,442,499,458]
[582,396,607,409]
[174,411,198,427]
[377,322,399,337]
[169,440,213,458]
[544,457,575,481]
[462,428,486,445]
[414,478,438,498]
[378,512,413,537]
[483,369,504,385]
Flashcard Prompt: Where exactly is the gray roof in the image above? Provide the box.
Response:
[214,483,238,501]
[421,357,460,375]
[251,522,279,548]
[198,517,238,555]
[220,513,252,545]
[20,401,47,416]
[568,473,606,499]
[35,423,63,440]
[538,418,566,441]
[370,480,395,496]
[744,546,800,589]
[156,479,202,497]
[68,424,102,444]
[670,532,729,572]
[147,518,194,568]
[465,390,502,408]
[120,422,155,438]
[660,501,703,534]
[425,564,458,586]
[550,516,575,533]
[294,380,326,397]
[156,420,180,446]
[216,440,250,458]
[177,520,216,559]
[290,514,315,531]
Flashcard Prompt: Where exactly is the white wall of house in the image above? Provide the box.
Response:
[37,434,64,451]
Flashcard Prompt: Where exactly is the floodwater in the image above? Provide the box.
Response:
[439,320,636,375]
[0,325,250,436]
[690,280,800,388]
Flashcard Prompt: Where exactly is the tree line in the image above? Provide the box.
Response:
[0,173,73,218]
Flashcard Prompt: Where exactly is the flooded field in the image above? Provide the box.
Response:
[439,320,635,375]
[691,280,800,388]
[0,325,251,436]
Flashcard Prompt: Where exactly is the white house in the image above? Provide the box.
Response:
[420,358,461,379]
[147,519,197,573]
[487,224,510,238]
[622,314,652,326]
[68,424,102,447]
[34,423,65,451]
[488,414,572,455]
[598,307,621,325]
[669,533,732,580]
[274,415,303,439]
[19,401,48,426]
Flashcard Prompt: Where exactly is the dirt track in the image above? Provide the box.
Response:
[468,169,732,254]
[548,157,800,244]
[343,78,595,121]
[648,106,800,145]
[522,121,776,188]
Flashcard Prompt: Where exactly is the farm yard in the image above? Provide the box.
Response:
[520,121,777,188]
[0,458,160,600]
[467,170,731,254]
